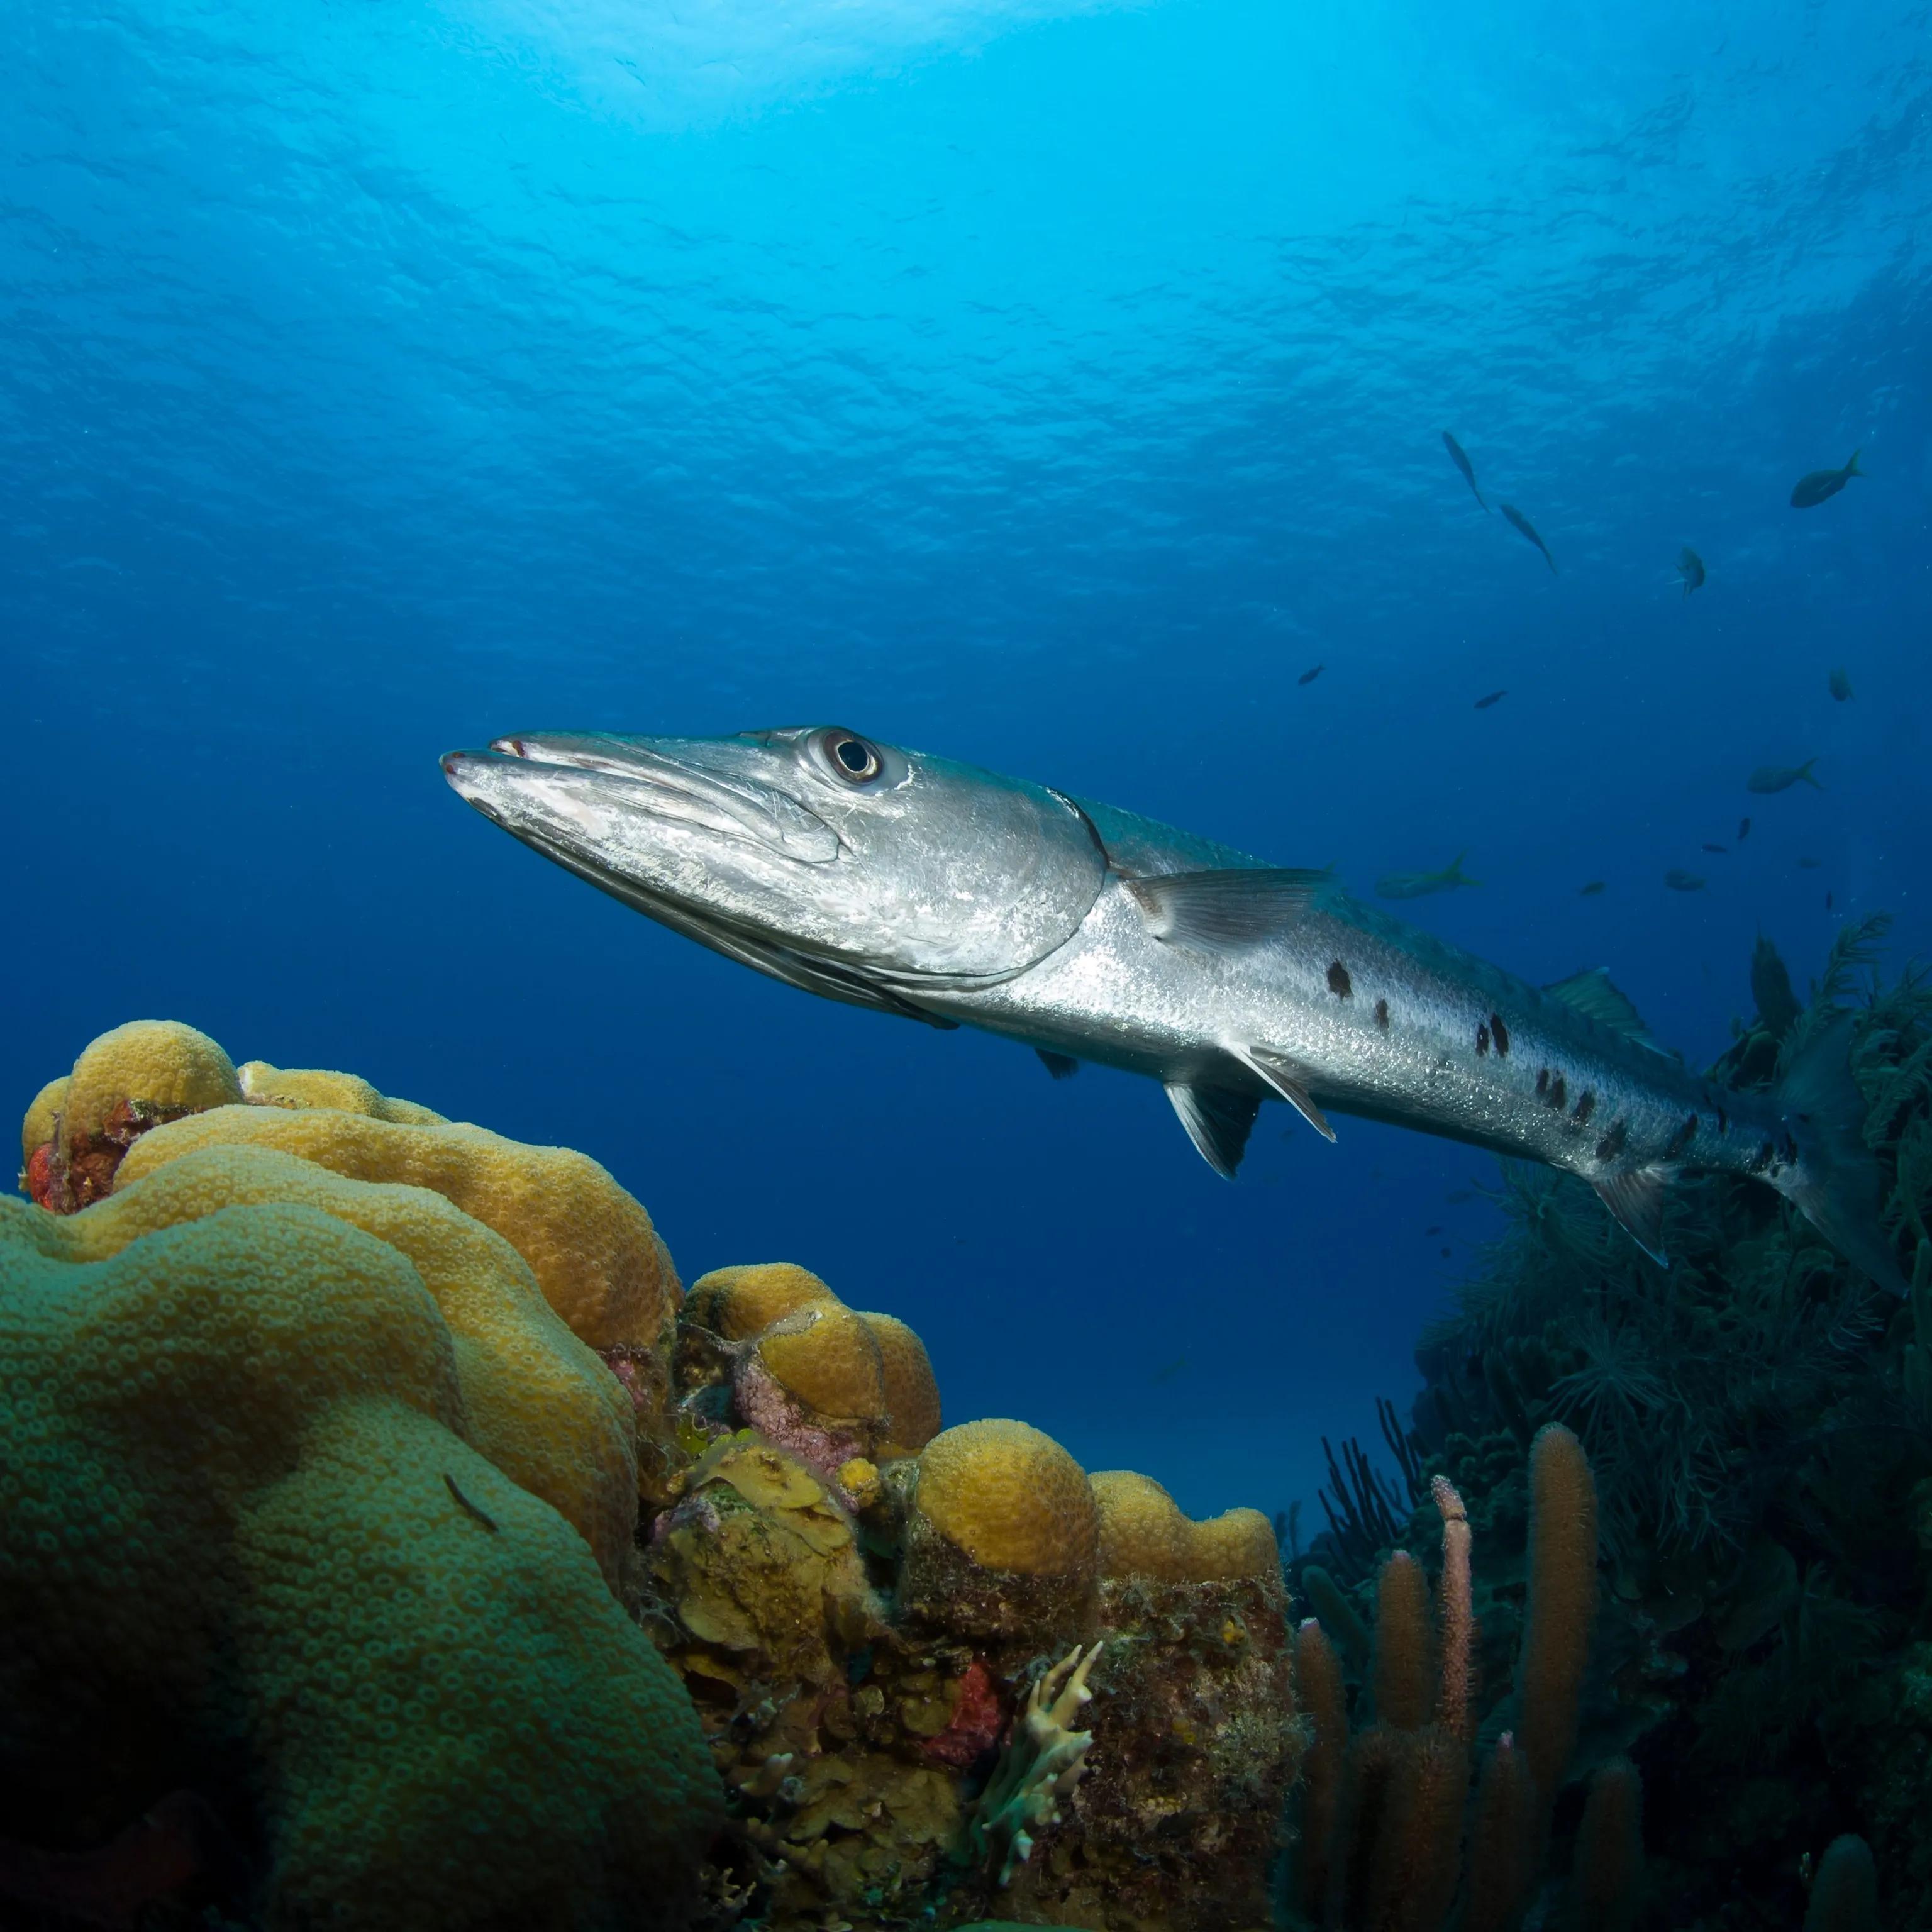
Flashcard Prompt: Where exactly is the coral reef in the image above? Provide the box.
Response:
[1294,923,1932,1931]
[1284,1440,1651,1932]
[0,1187,719,1930]
[663,1265,1299,1932]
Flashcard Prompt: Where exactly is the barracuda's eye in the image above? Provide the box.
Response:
[818,730,883,784]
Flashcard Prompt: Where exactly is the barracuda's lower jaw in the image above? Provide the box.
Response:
[443,744,840,865]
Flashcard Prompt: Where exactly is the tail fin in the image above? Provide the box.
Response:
[1797,757,1822,789]
[1775,1011,1905,1294]
[1447,849,1481,887]
[1845,448,1863,477]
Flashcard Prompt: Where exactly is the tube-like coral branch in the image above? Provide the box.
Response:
[1804,1835,1878,1932]
[1463,1732,1536,1932]
[1293,1618,1348,1922]
[1518,1423,1598,1807]
[1570,1757,1644,1932]
[1365,1726,1468,1932]
[1373,1551,1433,1731]
[1431,1474,1474,1744]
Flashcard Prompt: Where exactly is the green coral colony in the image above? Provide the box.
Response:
[4,918,1929,1932]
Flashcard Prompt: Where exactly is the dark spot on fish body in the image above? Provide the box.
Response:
[1549,1075,1567,1111]
[1594,1121,1629,1163]
[1535,1067,1550,1096]
[1664,1114,1697,1160]
[1327,960,1353,997]
[1714,1107,1728,1136]
[1489,1013,1510,1055]
[1782,1130,1800,1163]
[1475,1023,1490,1056]
[1570,1089,1596,1127]
[1374,998,1390,1029]
[1752,1140,1774,1174]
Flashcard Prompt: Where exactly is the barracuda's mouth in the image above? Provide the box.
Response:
[441,735,842,865]
[438,736,962,1027]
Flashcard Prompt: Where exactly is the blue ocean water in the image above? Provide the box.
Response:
[6,1,1927,1526]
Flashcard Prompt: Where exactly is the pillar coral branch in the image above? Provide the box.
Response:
[1518,1423,1600,1811]
[1431,1474,1475,1745]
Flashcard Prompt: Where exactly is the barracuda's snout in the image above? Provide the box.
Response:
[440,724,1109,991]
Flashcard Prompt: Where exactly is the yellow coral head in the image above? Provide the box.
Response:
[915,1419,1099,1578]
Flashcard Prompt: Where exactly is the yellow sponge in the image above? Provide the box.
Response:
[687,1261,835,1340]
[56,1144,638,1585]
[239,1059,446,1124]
[116,1104,678,1350]
[36,1021,243,1211]
[757,1303,889,1426]
[860,1309,942,1454]
[915,1419,1099,1578]
[0,1194,719,1923]
[1187,1507,1280,1582]
[1091,1470,1191,1582]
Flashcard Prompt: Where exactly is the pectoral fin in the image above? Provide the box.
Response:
[1124,867,1332,953]
[1165,1082,1260,1179]
[1036,1049,1080,1080]
[1592,1167,1675,1265]
[1233,1045,1337,1141]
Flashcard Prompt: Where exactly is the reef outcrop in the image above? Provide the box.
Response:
[9,1024,1302,1932]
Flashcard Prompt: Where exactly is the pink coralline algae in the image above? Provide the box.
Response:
[923,1658,1006,1769]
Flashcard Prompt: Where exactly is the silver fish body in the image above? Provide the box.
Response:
[442,724,1901,1290]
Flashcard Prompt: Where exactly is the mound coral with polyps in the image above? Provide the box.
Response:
[0,1194,719,1930]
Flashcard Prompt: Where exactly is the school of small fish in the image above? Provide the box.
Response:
[1331,434,1862,934]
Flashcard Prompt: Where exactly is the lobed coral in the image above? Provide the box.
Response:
[12,1025,1305,1932]
[0,1193,719,1930]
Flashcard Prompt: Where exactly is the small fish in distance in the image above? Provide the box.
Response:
[1474,690,1507,709]
[1677,546,1706,597]
[1790,450,1863,508]
[1826,892,1835,912]
[1377,852,1479,899]
[1501,503,1558,574]
[1829,667,1853,701]
[1445,1188,1477,1204]
[1440,1246,1452,1259]
[1799,857,1823,870]
[1424,1224,1444,1236]
[1299,664,1324,686]
[1579,880,1606,896]
[1738,817,1751,841]
[1748,758,1821,794]
[1665,869,1706,891]
[1442,431,1489,511]
[1701,843,1728,854]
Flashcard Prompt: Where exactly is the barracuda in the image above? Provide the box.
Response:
[441,724,1903,1291]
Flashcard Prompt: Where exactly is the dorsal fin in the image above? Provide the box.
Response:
[1123,867,1331,953]
[1164,1082,1260,1179]
[1543,967,1655,1042]
[1035,1049,1080,1080]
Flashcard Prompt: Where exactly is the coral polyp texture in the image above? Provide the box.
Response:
[10,1023,1305,1932]
[0,1194,719,1931]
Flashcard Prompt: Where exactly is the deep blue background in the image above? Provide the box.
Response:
[6,1,1928,1519]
